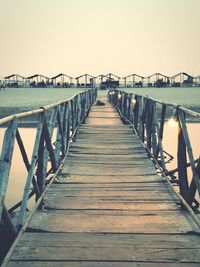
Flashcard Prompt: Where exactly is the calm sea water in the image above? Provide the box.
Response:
[120,86,200,108]
[0,87,84,108]
[0,86,200,109]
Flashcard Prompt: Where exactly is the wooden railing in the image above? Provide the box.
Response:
[0,88,97,237]
[109,89,200,210]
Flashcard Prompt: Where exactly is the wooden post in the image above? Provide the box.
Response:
[146,100,153,151]
[138,96,144,139]
[177,111,189,200]
[187,157,200,206]
[85,74,87,88]
[151,101,158,156]
[140,98,148,143]
[134,96,139,131]
[55,108,64,163]
[70,99,75,133]
[127,94,132,121]
[36,124,45,203]
[155,104,166,159]
[153,104,166,170]
[178,110,200,197]
[62,102,69,153]
[0,120,18,219]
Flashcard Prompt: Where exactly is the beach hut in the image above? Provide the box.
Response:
[145,73,170,87]
[4,74,27,87]
[51,73,73,87]
[122,74,144,87]
[170,72,194,87]
[26,74,50,87]
[75,74,95,88]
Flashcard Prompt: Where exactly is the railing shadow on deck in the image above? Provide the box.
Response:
[109,89,200,214]
[0,88,97,256]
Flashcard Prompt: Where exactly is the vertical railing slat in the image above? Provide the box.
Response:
[0,120,18,219]
[178,110,200,196]
[177,112,189,200]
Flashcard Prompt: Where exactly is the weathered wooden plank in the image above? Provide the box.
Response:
[11,245,200,262]
[7,262,200,267]
[77,129,134,133]
[66,157,148,164]
[78,130,135,135]
[50,181,168,188]
[62,166,157,176]
[44,199,178,210]
[73,142,143,148]
[18,232,200,248]
[58,174,162,183]
[71,143,144,149]
[86,118,122,125]
[67,153,147,159]
[44,190,178,202]
[69,149,146,155]
[71,139,142,144]
[28,210,194,233]
[65,161,154,168]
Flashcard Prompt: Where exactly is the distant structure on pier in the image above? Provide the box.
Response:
[1,72,200,88]
[51,73,73,87]
[75,74,95,88]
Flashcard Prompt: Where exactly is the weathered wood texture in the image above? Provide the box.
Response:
[5,92,200,267]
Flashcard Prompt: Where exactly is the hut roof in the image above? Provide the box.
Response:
[4,74,26,79]
[51,73,73,80]
[26,74,49,80]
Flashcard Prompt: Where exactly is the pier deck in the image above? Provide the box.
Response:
[4,93,200,266]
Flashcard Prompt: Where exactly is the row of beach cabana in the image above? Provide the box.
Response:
[1,72,200,88]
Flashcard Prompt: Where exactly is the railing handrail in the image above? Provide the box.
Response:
[0,88,97,243]
[121,90,200,118]
[0,90,88,126]
[109,89,200,214]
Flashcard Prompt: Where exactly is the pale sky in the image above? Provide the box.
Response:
[0,0,200,77]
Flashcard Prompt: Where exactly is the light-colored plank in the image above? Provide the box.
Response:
[61,165,157,175]
[44,198,179,210]
[57,174,163,183]
[28,210,194,233]
[7,262,200,267]
[19,232,200,248]
[11,246,200,262]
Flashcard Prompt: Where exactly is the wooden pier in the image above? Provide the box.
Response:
[2,92,200,267]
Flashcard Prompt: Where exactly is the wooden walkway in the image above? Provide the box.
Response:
[4,93,200,266]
